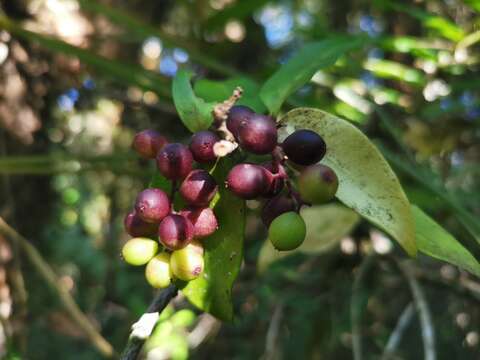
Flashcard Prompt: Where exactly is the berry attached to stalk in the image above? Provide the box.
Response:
[124,210,159,237]
[298,164,339,204]
[180,207,218,238]
[226,105,254,139]
[190,131,220,163]
[122,237,159,266]
[226,163,269,199]
[269,212,306,251]
[157,143,193,180]
[179,169,218,207]
[237,114,278,154]
[262,162,287,198]
[282,129,326,166]
[132,130,168,159]
[158,214,194,250]
[134,188,170,223]
[170,244,205,281]
[145,253,172,288]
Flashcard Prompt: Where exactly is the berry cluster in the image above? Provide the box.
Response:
[121,102,339,288]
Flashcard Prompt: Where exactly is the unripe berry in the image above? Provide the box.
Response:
[156,143,193,180]
[262,162,286,198]
[189,131,220,163]
[158,214,194,250]
[261,194,296,227]
[135,188,170,223]
[170,245,205,281]
[237,114,278,154]
[122,237,159,266]
[132,130,168,159]
[124,210,158,237]
[298,164,339,204]
[145,253,172,288]
[268,212,306,251]
[282,129,326,166]
[226,163,269,199]
[180,207,218,238]
[179,170,218,207]
[226,105,254,139]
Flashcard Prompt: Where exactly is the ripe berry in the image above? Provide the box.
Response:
[158,214,194,250]
[145,253,172,288]
[226,163,269,199]
[180,207,218,238]
[156,143,193,180]
[179,169,218,207]
[298,164,339,204]
[170,245,205,281]
[189,131,220,163]
[262,162,286,198]
[226,105,254,139]
[122,238,159,266]
[124,210,159,237]
[237,114,278,154]
[268,212,306,251]
[282,129,326,166]
[132,130,168,159]
[261,194,296,227]
[135,188,170,223]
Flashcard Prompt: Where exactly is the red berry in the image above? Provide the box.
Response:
[180,207,218,238]
[226,105,254,139]
[282,129,326,166]
[226,163,269,199]
[158,214,194,250]
[156,143,193,180]
[237,114,278,154]
[179,170,218,206]
[190,131,220,163]
[261,162,286,198]
[124,210,159,237]
[132,130,168,158]
[134,188,170,223]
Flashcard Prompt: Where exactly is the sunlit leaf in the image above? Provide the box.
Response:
[281,108,416,256]
[363,59,426,86]
[414,206,480,277]
[258,204,360,273]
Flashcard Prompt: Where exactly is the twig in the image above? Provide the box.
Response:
[187,314,221,349]
[382,302,415,359]
[0,216,115,358]
[263,303,284,360]
[351,255,377,360]
[397,261,436,360]
[121,284,178,360]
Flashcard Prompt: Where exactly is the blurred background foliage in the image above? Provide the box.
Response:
[0,0,479,359]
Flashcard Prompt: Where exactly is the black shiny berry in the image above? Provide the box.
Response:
[189,131,220,163]
[237,114,278,154]
[226,163,269,199]
[226,105,254,139]
[179,169,218,206]
[282,129,326,166]
[132,130,168,159]
[134,188,171,224]
[156,143,193,180]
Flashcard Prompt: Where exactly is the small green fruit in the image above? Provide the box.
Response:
[170,244,205,281]
[298,164,338,204]
[145,253,172,288]
[122,237,159,266]
[268,212,306,251]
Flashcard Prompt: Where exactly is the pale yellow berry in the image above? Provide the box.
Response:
[122,237,159,266]
[170,244,205,281]
[145,253,172,288]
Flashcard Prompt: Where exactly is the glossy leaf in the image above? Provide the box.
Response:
[260,36,366,114]
[414,206,480,277]
[172,70,216,133]
[258,204,360,273]
[281,108,416,255]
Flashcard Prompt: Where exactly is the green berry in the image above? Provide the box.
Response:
[145,253,172,288]
[268,212,306,251]
[170,244,205,281]
[298,164,338,204]
[122,237,159,266]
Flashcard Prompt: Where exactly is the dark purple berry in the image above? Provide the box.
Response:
[262,162,286,198]
[226,163,269,199]
[298,164,339,204]
[156,143,193,180]
[237,114,278,154]
[158,214,194,250]
[189,131,220,163]
[134,188,170,223]
[282,129,326,166]
[179,169,218,206]
[180,207,218,238]
[226,105,254,139]
[261,194,297,227]
[124,210,158,237]
[132,130,168,159]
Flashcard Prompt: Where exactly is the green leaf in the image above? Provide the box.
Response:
[172,70,216,133]
[260,36,366,115]
[363,59,426,86]
[194,77,266,113]
[414,206,480,277]
[280,108,416,256]
[179,159,245,321]
[258,204,360,273]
